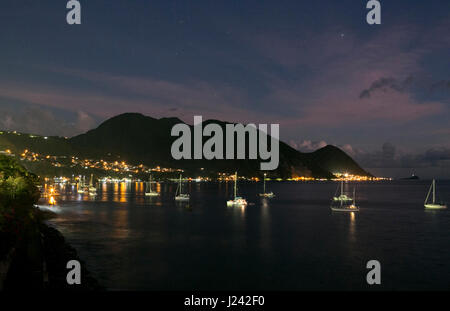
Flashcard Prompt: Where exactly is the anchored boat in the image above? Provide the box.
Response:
[259,173,275,198]
[77,175,86,194]
[227,172,248,207]
[424,179,447,209]
[175,174,190,201]
[331,187,359,212]
[145,175,160,196]
[88,174,97,196]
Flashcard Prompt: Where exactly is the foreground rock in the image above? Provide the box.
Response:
[2,223,102,291]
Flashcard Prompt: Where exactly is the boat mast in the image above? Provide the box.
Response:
[263,173,266,194]
[353,187,356,205]
[425,181,432,204]
[234,172,237,199]
[341,179,344,196]
[179,174,182,195]
[433,179,436,204]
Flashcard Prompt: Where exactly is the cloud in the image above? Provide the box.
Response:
[422,147,450,166]
[75,110,97,133]
[289,140,450,171]
[339,144,357,157]
[360,76,450,101]
[289,92,444,127]
[359,76,413,99]
[429,80,450,94]
[5,66,267,126]
[0,101,101,137]
[0,12,448,145]
[352,142,450,170]
[289,139,327,152]
[248,22,449,128]
[289,140,360,158]
[290,139,450,179]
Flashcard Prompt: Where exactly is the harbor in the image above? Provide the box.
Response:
[36,179,450,290]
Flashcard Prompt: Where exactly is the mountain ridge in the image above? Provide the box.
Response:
[70,113,371,178]
[0,113,372,178]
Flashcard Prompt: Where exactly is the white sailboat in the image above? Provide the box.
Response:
[145,175,160,196]
[77,175,85,194]
[332,180,353,202]
[259,173,274,198]
[175,174,190,201]
[331,187,359,212]
[424,179,447,209]
[88,174,97,196]
[88,174,96,191]
[227,172,248,207]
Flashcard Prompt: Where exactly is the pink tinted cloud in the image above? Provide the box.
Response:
[1,18,448,135]
[0,72,262,126]
[249,22,448,128]
[296,93,444,126]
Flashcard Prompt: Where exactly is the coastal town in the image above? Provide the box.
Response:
[0,144,390,184]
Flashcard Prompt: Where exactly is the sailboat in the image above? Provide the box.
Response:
[227,172,248,207]
[77,175,85,194]
[88,174,97,196]
[70,174,77,186]
[175,174,190,201]
[331,187,359,212]
[259,173,275,198]
[145,175,160,196]
[424,179,447,209]
[332,180,353,202]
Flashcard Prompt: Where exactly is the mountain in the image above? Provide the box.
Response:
[68,113,371,178]
[304,145,370,177]
[70,113,180,165]
[1,113,371,178]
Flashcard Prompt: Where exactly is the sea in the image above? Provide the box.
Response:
[42,180,450,290]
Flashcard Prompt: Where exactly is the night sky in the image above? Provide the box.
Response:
[0,1,449,176]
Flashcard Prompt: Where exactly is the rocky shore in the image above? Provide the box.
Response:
[1,154,102,291]
[1,219,102,291]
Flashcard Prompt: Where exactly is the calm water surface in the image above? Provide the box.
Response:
[44,180,450,290]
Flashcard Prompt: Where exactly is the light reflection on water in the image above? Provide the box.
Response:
[349,211,356,243]
[44,180,450,291]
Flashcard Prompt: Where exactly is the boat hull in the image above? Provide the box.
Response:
[424,204,447,209]
[330,206,359,212]
[227,199,247,207]
[145,192,160,196]
[259,192,275,198]
[175,195,190,201]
